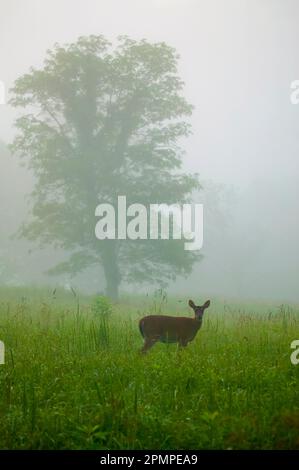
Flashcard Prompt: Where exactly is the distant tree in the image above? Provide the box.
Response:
[10,35,201,299]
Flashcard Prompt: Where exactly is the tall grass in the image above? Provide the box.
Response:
[0,287,298,449]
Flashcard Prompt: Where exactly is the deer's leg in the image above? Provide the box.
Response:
[140,337,158,354]
[178,339,188,349]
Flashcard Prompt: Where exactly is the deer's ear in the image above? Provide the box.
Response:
[189,300,196,309]
[203,300,211,309]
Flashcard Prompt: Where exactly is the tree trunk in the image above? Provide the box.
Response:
[101,241,121,301]
[106,276,119,300]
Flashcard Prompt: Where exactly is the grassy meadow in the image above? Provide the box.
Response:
[0,287,298,450]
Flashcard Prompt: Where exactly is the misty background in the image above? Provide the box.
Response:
[0,0,299,302]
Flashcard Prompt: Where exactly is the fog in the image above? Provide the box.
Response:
[0,0,299,302]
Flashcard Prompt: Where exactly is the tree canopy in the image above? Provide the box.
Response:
[10,35,201,298]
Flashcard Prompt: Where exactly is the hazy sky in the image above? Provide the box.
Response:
[0,0,299,301]
[1,0,299,184]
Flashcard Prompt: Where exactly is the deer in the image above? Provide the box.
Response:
[139,299,211,353]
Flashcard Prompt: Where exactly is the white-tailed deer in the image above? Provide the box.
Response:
[139,299,210,353]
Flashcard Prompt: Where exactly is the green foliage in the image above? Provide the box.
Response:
[0,290,299,449]
[9,35,201,298]
[91,295,113,318]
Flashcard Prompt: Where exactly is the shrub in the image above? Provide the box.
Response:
[91,295,113,318]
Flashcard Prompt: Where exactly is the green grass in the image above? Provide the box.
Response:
[0,287,299,449]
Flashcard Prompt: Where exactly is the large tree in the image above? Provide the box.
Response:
[10,35,201,299]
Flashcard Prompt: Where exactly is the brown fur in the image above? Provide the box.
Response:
[139,299,210,353]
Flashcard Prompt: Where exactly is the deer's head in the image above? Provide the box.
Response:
[189,299,211,320]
